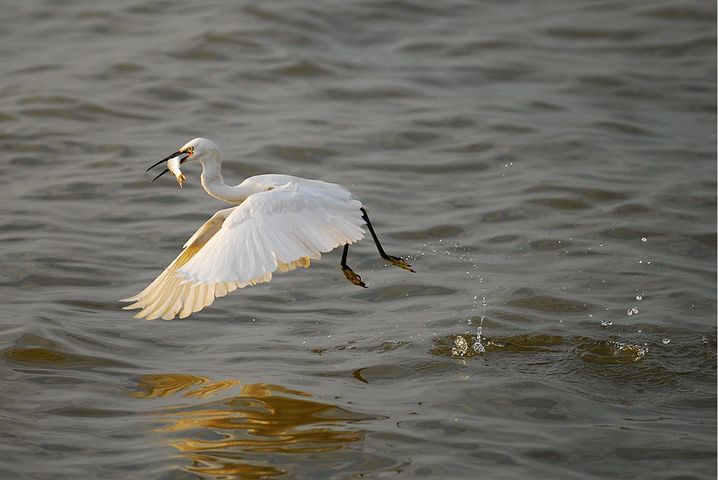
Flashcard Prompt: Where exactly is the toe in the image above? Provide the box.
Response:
[385,255,415,273]
[342,266,368,288]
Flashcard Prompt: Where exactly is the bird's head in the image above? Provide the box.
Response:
[146,138,220,187]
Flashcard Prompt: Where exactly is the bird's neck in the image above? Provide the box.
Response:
[199,153,255,204]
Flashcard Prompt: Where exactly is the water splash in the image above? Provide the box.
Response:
[472,286,487,354]
[577,339,648,364]
[451,335,469,357]
[473,322,486,354]
[411,239,487,352]
[435,334,650,364]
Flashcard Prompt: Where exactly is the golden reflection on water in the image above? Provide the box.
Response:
[131,373,238,399]
[132,373,369,479]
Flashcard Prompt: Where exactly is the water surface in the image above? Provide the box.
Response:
[0,1,715,478]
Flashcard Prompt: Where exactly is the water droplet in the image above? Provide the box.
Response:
[635,294,643,301]
[662,338,671,345]
[637,329,642,333]
[600,320,612,328]
[627,307,639,316]
[641,237,647,243]
[588,313,593,318]
[472,324,485,353]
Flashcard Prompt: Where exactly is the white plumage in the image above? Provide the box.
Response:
[122,138,412,320]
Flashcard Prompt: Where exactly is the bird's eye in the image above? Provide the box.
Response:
[188,147,194,154]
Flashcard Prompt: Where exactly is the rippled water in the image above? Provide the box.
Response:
[1,1,715,478]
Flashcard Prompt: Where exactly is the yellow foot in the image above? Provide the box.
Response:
[383,255,415,273]
[342,265,367,288]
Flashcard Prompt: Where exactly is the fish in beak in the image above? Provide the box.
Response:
[168,155,187,188]
[146,150,190,187]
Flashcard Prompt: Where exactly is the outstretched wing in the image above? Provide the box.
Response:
[121,181,364,320]
[120,207,235,320]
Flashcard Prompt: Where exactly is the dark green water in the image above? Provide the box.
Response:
[0,1,715,478]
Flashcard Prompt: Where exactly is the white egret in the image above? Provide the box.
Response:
[121,138,414,320]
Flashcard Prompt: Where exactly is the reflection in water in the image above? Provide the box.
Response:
[131,373,238,399]
[132,374,370,479]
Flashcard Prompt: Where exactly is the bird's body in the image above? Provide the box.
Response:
[122,138,413,320]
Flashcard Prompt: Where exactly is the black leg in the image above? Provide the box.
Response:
[340,243,367,288]
[360,207,415,272]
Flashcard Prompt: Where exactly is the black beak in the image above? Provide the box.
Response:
[146,150,182,172]
[146,151,189,182]
[151,168,171,182]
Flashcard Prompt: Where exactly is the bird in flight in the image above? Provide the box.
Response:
[121,138,414,320]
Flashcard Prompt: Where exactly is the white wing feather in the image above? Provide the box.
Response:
[180,181,364,285]
[122,180,364,320]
